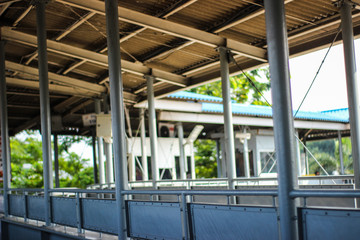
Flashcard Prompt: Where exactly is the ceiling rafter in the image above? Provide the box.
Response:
[60,0,198,77]
[1,27,188,88]
[55,0,267,62]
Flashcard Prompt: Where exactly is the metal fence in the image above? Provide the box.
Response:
[2,187,360,239]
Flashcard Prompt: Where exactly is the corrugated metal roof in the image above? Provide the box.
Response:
[168,91,225,103]
[202,102,349,123]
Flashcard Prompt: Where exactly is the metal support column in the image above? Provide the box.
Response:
[264,1,299,239]
[177,122,186,180]
[220,138,227,177]
[0,40,10,217]
[338,130,345,175]
[92,129,99,184]
[140,108,148,180]
[341,1,360,188]
[190,142,196,179]
[295,131,302,177]
[94,99,105,184]
[146,75,159,187]
[54,134,59,188]
[36,0,52,226]
[243,128,250,178]
[105,0,128,238]
[219,46,236,189]
[216,140,222,178]
[103,95,114,183]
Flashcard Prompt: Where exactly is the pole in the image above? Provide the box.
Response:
[36,0,52,226]
[92,129,98,184]
[338,130,345,175]
[219,46,236,189]
[54,134,59,188]
[216,140,222,178]
[105,0,128,238]
[220,139,227,177]
[94,99,105,184]
[103,95,114,183]
[177,122,186,180]
[190,142,196,179]
[243,128,250,178]
[146,75,159,187]
[264,1,299,239]
[341,1,360,188]
[140,108,148,180]
[295,131,302,177]
[0,40,10,217]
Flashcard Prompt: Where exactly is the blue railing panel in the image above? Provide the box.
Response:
[51,197,77,227]
[189,204,278,240]
[81,198,117,234]
[27,196,45,221]
[9,195,24,217]
[301,208,360,240]
[126,201,183,240]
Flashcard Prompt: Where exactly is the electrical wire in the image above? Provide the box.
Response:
[293,26,341,118]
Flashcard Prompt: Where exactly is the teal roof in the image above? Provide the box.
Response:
[167,91,349,123]
[202,103,349,122]
[168,91,236,103]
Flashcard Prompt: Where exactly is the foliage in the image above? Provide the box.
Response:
[307,138,353,175]
[190,68,270,105]
[335,137,353,174]
[194,139,217,178]
[10,132,94,189]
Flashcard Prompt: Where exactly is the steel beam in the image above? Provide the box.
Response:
[146,75,160,187]
[56,0,267,62]
[177,122,186,180]
[92,129,99,184]
[105,0,128,238]
[264,0,298,239]
[0,40,10,217]
[219,47,236,189]
[94,99,105,184]
[242,128,250,178]
[338,130,345,175]
[341,0,360,190]
[1,28,188,87]
[54,134,59,188]
[35,1,52,226]
[140,108,148,180]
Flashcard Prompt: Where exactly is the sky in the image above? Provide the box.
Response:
[286,39,360,112]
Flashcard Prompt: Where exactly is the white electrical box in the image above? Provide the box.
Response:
[96,114,112,138]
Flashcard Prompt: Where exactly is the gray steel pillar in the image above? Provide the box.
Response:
[105,0,128,238]
[243,128,250,178]
[341,1,360,188]
[220,139,227,177]
[94,99,105,184]
[216,140,222,178]
[0,40,10,217]
[295,131,302,177]
[92,129,98,184]
[177,122,186,180]
[264,1,299,239]
[338,130,345,175]
[140,108,148,180]
[36,0,52,226]
[54,134,59,188]
[103,95,114,183]
[219,46,236,189]
[146,75,159,186]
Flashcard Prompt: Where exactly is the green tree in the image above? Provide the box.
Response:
[190,68,270,105]
[335,137,353,174]
[194,139,217,178]
[10,132,94,188]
